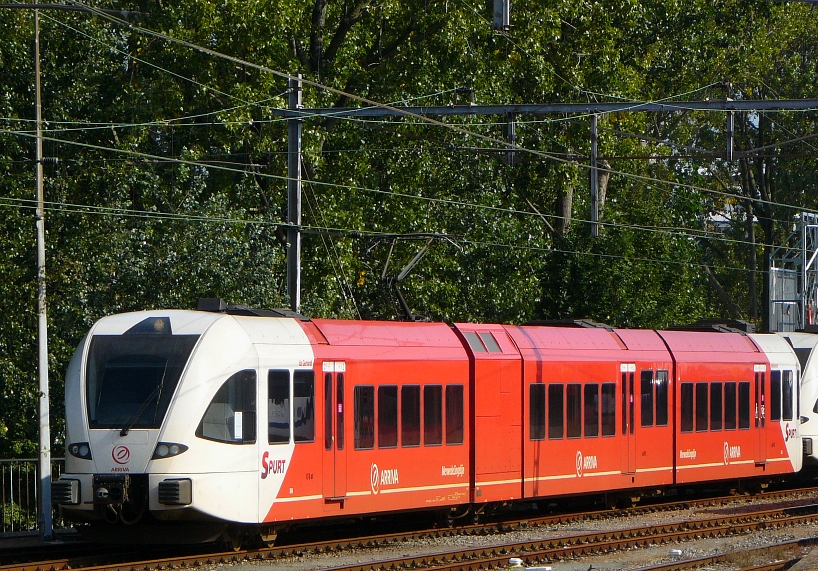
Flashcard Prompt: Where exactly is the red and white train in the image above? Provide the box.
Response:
[53,302,804,544]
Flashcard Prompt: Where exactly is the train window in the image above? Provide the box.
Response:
[463,332,487,353]
[710,382,723,431]
[197,370,257,444]
[354,386,375,450]
[783,370,794,421]
[424,385,443,446]
[680,383,694,433]
[548,384,564,439]
[724,382,737,430]
[695,383,708,432]
[584,383,599,438]
[324,373,332,450]
[656,370,669,426]
[770,371,782,422]
[621,373,627,435]
[337,374,345,450]
[446,385,464,445]
[86,334,199,430]
[268,370,290,444]
[378,386,398,448]
[479,333,502,353]
[530,384,546,440]
[401,385,421,447]
[567,384,581,438]
[294,371,315,443]
[738,381,751,429]
[601,383,616,436]
[640,370,654,427]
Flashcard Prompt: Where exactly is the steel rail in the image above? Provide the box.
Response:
[4,502,818,571]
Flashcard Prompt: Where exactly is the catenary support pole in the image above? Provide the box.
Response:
[34,5,53,542]
[287,75,303,313]
[590,114,599,238]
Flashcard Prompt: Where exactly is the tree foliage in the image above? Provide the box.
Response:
[0,0,817,456]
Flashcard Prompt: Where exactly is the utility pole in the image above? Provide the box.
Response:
[590,114,599,238]
[287,75,303,313]
[33,3,52,542]
[0,4,147,541]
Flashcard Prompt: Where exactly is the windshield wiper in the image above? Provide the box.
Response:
[120,362,169,436]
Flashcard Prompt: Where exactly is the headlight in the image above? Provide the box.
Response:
[68,442,92,460]
[152,442,188,459]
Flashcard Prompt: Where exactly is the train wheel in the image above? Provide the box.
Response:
[222,528,244,552]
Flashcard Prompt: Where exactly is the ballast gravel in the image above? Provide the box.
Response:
[211,491,818,571]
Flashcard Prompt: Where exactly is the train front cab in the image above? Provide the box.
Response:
[659,330,801,485]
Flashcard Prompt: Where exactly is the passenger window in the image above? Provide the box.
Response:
[710,382,722,431]
[724,382,737,430]
[401,385,421,446]
[601,383,616,436]
[567,384,581,438]
[268,370,290,444]
[548,384,564,439]
[770,370,781,422]
[478,332,502,353]
[584,383,599,438]
[446,385,464,445]
[324,373,332,450]
[294,371,315,443]
[424,385,443,445]
[640,370,654,427]
[738,381,751,429]
[354,386,375,449]
[378,386,398,448]
[656,370,669,426]
[336,373,345,450]
[530,384,546,440]
[681,383,694,433]
[783,370,794,421]
[197,370,256,444]
[695,383,708,432]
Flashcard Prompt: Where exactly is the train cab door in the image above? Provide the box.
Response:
[322,361,347,506]
[754,364,767,465]
[620,364,636,474]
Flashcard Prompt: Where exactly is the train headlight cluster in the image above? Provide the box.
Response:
[152,442,188,459]
[68,442,92,460]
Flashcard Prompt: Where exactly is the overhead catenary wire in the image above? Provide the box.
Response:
[0,123,807,252]
[0,195,772,277]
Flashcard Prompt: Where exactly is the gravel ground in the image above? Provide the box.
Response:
[211,492,818,571]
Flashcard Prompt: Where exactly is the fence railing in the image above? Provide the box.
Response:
[1,458,66,535]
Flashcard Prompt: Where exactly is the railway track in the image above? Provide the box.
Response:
[4,489,818,571]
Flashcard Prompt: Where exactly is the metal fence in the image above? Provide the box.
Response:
[1,458,65,535]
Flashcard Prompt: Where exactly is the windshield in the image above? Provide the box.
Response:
[86,334,199,429]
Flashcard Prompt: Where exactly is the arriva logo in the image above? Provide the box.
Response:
[370,463,399,494]
[112,445,130,465]
[723,442,741,465]
[575,451,598,477]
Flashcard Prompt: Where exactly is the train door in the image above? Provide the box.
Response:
[620,364,636,474]
[754,364,767,465]
[322,361,347,504]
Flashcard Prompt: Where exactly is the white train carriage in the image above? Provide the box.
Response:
[53,309,315,543]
